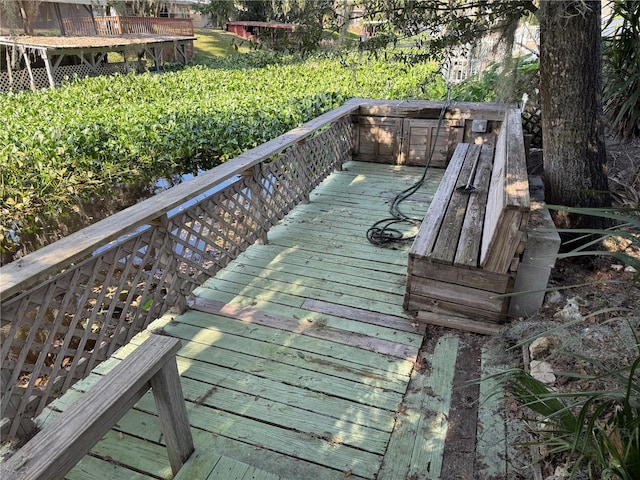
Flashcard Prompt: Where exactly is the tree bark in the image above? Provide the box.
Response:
[18,0,41,35]
[539,0,611,230]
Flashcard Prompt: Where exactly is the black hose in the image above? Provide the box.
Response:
[367,97,452,246]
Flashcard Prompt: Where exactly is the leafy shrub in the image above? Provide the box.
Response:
[603,0,640,140]
[508,355,639,479]
[449,55,539,104]
[450,64,498,102]
[0,54,440,258]
[502,207,640,479]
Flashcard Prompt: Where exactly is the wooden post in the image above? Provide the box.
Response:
[241,165,269,244]
[121,49,130,73]
[5,46,13,89]
[150,358,194,475]
[0,335,194,480]
[78,51,87,72]
[21,48,36,92]
[150,213,170,227]
[51,54,64,72]
[54,3,66,36]
[146,46,161,72]
[86,4,97,35]
[178,42,189,64]
[40,49,55,89]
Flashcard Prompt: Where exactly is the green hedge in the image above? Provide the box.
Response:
[0,52,442,256]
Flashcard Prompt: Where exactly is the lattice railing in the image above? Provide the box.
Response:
[62,16,194,37]
[120,17,194,36]
[0,106,356,441]
[521,105,542,148]
[0,63,132,92]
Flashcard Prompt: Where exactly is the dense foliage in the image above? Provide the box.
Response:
[0,52,441,258]
[505,207,640,479]
[603,0,640,139]
[359,0,535,59]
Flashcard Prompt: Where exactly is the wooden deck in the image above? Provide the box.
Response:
[35,161,511,480]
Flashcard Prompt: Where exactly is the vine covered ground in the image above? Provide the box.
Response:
[0,52,443,259]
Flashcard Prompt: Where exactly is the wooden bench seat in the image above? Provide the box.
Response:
[404,109,530,331]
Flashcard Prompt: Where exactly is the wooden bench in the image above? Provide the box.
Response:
[0,334,194,480]
[404,109,530,333]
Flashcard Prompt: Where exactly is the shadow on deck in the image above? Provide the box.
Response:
[35,161,515,480]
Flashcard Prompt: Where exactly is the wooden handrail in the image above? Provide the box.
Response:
[0,99,513,299]
[0,334,193,480]
[0,101,358,442]
[0,99,361,299]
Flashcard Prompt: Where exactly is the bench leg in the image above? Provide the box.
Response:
[150,358,194,475]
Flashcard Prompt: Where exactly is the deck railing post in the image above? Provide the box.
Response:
[0,335,193,480]
[149,358,195,475]
[241,164,269,245]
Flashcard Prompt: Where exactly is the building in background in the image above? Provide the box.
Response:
[0,0,206,36]
[444,21,540,84]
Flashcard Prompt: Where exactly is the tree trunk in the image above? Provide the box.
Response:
[539,0,611,231]
[18,0,41,35]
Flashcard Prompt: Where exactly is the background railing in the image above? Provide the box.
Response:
[62,16,194,37]
[0,102,357,441]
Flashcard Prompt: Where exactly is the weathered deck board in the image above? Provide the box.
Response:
[475,347,509,478]
[193,290,415,345]
[238,242,411,277]
[205,455,281,480]
[377,336,459,480]
[208,268,406,308]
[176,378,391,454]
[163,318,411,392]
[222,254,408,296]
[298,195,431,222]
[66,454,159,480]
[191,295,421,348]
[173,357,399,432]
[302,299,425,335]
[162,332,406,412]
[440,337,482,480]
[188,299,419,360]
[196,279,408,319]
[20,161,510,479]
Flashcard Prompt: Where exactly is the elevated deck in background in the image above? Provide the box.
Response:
[0,33,195,91]
[0,34,196,51]
[33,161,513,480]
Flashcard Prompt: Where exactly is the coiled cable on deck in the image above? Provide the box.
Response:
[366,94,452,246]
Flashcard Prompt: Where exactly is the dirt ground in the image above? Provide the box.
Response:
[498,136,640,479]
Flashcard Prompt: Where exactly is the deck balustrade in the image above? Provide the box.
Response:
[62,16,194,37]
[0,99,531,449]
[0,102,356,441]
